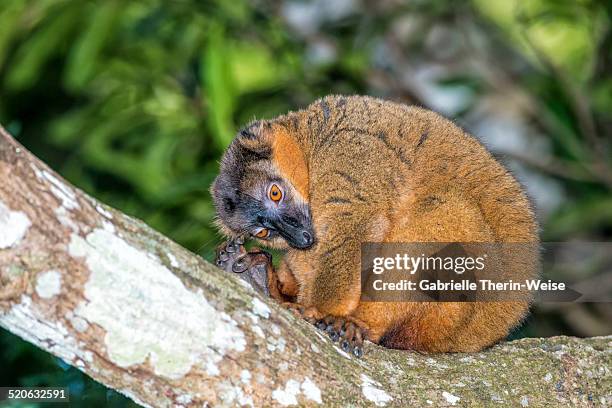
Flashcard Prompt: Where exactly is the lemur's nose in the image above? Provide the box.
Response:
[302,231,314,247]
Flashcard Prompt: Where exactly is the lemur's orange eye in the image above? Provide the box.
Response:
[269,184,283,203]
[255,228,269,238]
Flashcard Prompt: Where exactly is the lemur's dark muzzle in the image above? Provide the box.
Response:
[270,215,315,249]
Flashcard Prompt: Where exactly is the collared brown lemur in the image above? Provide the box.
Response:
[211,95,539,357]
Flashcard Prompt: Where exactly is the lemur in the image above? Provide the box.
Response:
[211,95,539,357]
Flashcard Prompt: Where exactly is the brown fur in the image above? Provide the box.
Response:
[272,125,310,200]
[219,95,539,352]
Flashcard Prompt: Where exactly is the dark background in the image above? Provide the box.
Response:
[0,0,610,406]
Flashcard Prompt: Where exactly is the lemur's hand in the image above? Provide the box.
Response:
[215,237,272,296]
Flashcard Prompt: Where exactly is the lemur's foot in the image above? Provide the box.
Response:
[215,237,272,296]
[318,315,369,358]
[281,303,368,358]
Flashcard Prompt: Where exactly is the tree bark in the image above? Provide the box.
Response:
[0,125,609,407]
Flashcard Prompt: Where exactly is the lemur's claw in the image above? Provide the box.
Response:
[326,325,340,342]
[231,255,250,273]
[216,250,229,263]
[215,237,271,296]
[225,241,239,253]
[312,315,369,358]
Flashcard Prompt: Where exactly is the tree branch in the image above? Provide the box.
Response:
[0,126,609,407]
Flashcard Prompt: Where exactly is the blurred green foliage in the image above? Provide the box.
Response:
[0,0,610,406]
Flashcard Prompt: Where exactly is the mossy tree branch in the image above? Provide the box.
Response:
[0,126,609,407]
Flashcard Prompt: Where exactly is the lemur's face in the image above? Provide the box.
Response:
[211,122,315,250]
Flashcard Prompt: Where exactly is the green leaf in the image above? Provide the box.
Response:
[0,0,27,71]
[201,23,235,151]
[229,42,287,93]
[5,4,81,90]
[64,0,120,90]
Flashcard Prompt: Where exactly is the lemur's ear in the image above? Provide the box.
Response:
[235,121,273,162]
[237,121,273,149]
